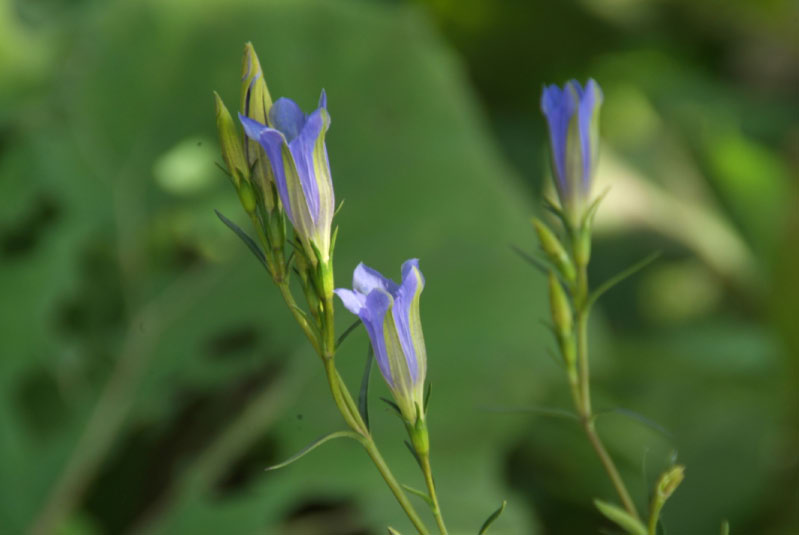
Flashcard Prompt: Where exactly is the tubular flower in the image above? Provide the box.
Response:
[335,260,427,424]
[240,91,334,264]
[541,79,603,227]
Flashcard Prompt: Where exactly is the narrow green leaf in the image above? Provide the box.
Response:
[265,431,361,471]
[387,528,402,535]
[481,405,578,421]
[478,500,507,534]
[720,520,730,535]
[587,251,661,308]
[510,244,549,276]
[330,224,340,256]
[401,484,433,508]
[423,382,432,412]
[214,209,267,268]
[543,197,569,229]
[581,187,611,229]
[214,161,232,177]
[403,440,423,469]
[593,499,647,535]
[334,198,346,217]
[336,319,363,349]
[596,407,673,440]
[358,345,374,431]
[380,397,402,417]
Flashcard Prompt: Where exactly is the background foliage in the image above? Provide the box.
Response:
[0,0,796,533]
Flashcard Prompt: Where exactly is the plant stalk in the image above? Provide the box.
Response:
[421,454,448,534]
[573,262,640,521]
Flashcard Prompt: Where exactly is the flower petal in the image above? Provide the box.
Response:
[269,97,307,142]
[541,84,576,197]
[362,288,394,387]
[334,288,366,316]
[353,262,399,297]
[577,79,603,191]
[393,260,426,383]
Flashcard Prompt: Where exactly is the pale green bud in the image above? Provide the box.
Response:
[213,92,248,188]
[241,42,276,212]
[533,217,576,282]
[656,465,685,501]
[548,271,572,336]
[408,407,429,457]
[548,271,576,368]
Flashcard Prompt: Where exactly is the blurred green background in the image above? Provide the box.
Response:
[1,0,797,533]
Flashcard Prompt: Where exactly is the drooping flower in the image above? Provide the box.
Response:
[335,260,427,424]
[240,91,334,264]
[541,79,603,227]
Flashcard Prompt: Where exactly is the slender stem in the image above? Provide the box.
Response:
[276,267,428,533]
[276,282,321,355]
[421,455,448,534]
[582,417,639,520]
[572,262,640,521]
[362,438,431,535]
[576,305,592,417]
[323,357,366,435]
[648,498,664,535]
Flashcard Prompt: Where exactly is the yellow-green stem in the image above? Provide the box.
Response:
[573,262,640,521]
[648,498,664,535]
[362,438,431,535]
[421,454,448,535]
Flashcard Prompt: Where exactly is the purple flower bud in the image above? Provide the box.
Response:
[541,79,603,227]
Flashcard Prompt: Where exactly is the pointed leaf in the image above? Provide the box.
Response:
[265,431,362,471]
[358,345,374,430]
[581,186,611,229]
[387,528,402,535]
[478,500,507,534]
[423,382,432,412]
[587,251,661,308]
[403,440,423,469]
[380,397,402,417]
[543,197,570,230]
[334,198,346,217]
[214,209,267,268]
[481,405,578,421]
[593,499,647,535]
[401,484,433,508]
[510,244,549,276]
[336,318,363,349]
[596,407,673,440]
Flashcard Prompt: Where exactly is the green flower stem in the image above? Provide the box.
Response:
[271,261,429,534]
[573,262,640,521]
[421,454,448,535]
[361,436,431,535]
[276,282,322,355]
[648,497,665,535]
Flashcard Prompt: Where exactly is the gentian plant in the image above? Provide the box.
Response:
[214,44,729,535]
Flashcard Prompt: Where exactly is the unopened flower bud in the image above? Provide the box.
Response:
[533,218,575,282]
[656,465,685,501]
[214,92,248,188]
[541,79,603,228]
[241,43,277,212]
[548,271,572,337]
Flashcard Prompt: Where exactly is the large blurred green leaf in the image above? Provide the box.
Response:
[1,0,548,533]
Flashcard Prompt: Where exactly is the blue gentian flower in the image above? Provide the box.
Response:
[335,260,427,424]
[541,79,603,227]
[240,91,334,263]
